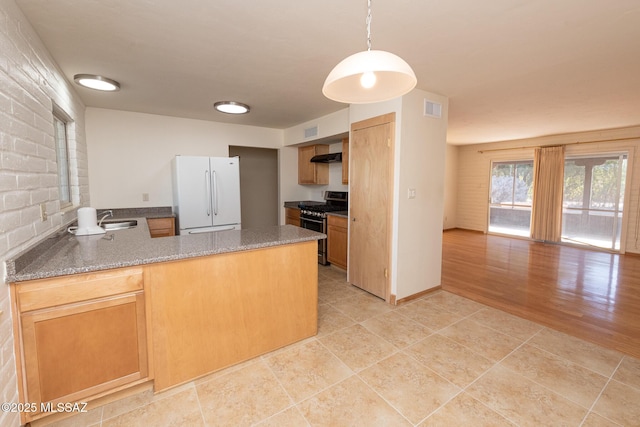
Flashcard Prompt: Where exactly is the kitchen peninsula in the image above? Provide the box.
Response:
[7,221,323,424]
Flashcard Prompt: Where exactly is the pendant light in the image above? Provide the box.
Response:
[322,0,417,104]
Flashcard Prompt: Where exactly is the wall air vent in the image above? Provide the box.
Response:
[424,100,442,118]
[304,125,319,139]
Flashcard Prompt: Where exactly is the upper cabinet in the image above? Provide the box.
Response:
[342,137,349,185]
[298,145,329,185]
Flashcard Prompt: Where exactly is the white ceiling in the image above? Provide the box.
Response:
[15,0,640,144]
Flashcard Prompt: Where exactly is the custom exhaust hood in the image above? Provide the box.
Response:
[310,152,342,163]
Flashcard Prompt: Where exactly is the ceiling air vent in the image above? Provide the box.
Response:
[424,100,442,118]
[304,125,319,139]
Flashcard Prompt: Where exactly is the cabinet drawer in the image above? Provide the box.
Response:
[16,267,144,312]
[327,215,348,228]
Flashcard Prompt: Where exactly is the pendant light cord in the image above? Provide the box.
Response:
[366,0,372,51]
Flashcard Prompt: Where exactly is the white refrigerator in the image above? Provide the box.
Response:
[172,156,241,235]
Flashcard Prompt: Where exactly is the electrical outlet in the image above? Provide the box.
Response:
[408,188,416,199]
[39,203,47,221]
[142,193,150,202]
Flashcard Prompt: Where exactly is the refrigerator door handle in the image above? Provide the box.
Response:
[205,170,211,216]
[212,170,219,215]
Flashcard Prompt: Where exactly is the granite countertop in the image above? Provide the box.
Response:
[6,221,325,283]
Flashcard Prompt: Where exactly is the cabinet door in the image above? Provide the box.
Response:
[285,208,300,227]
[20,293,148,412]
[147,217,175,237]
[327,219,348,269]
[298,145,329,184]
[349,114,394,300]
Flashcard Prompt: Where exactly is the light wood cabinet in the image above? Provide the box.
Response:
[146,241,318,391]
[327,214,348,269]
[298,145,329,184]
[11,268,148,424]
[342,137,349,185]
[285,207,301,227]
[147,217,175,237]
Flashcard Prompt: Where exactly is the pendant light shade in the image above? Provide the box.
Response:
[322,0,417,104]
[322,50,417,104]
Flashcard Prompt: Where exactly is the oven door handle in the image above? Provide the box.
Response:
[301,217,324,225]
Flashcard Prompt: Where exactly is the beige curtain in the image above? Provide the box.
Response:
[530,145,565,242]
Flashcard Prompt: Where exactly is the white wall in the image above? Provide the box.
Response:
[0,0,88,425]
[443,144,458,229]
[284,108,349,146]
[86,108,283,209]
[396,90,449,300]
[455,126,640,254]
[85,108,353,226]
[349,90,448,301]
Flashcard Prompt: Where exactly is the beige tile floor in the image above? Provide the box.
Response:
[47,265,640,427]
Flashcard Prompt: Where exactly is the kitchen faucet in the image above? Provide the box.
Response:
[97,210,113,227]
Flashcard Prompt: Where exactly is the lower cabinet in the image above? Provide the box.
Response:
[327,214,348,269]
[146,242,318,391]
[11,268,148,424]
[285,207,301,227]
[147,217,175,237]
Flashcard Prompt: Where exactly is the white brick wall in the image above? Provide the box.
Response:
[454,127,640,254]
[0,0,88,425]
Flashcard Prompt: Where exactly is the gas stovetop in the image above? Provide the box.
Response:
[299,204,345,213]
[299,191,348,218]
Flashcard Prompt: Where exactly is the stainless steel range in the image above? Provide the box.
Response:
[299,191,348,265]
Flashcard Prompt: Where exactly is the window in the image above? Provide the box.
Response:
[562,154,627,250]
[488,160,534,237]
[53,112,71,207]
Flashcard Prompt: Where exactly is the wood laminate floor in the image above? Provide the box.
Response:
[442,228,640,359]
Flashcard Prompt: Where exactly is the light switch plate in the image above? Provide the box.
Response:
[408,188,416,199]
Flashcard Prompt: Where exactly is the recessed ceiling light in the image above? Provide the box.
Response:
[214,101,250,114]
[73,74,120,91]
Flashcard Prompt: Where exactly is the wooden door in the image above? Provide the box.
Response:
[349,113,395,300]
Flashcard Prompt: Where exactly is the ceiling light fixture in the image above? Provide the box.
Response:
[322,0,417,104]
[73,74,120,91]
[213,101,251,114]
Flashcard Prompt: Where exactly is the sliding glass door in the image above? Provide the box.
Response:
[489,160,534,237]
[562,154,627,250]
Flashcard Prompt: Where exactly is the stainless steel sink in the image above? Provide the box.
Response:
[101,220,138,230]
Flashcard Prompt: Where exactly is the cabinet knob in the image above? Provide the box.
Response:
[352,217,356,222]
